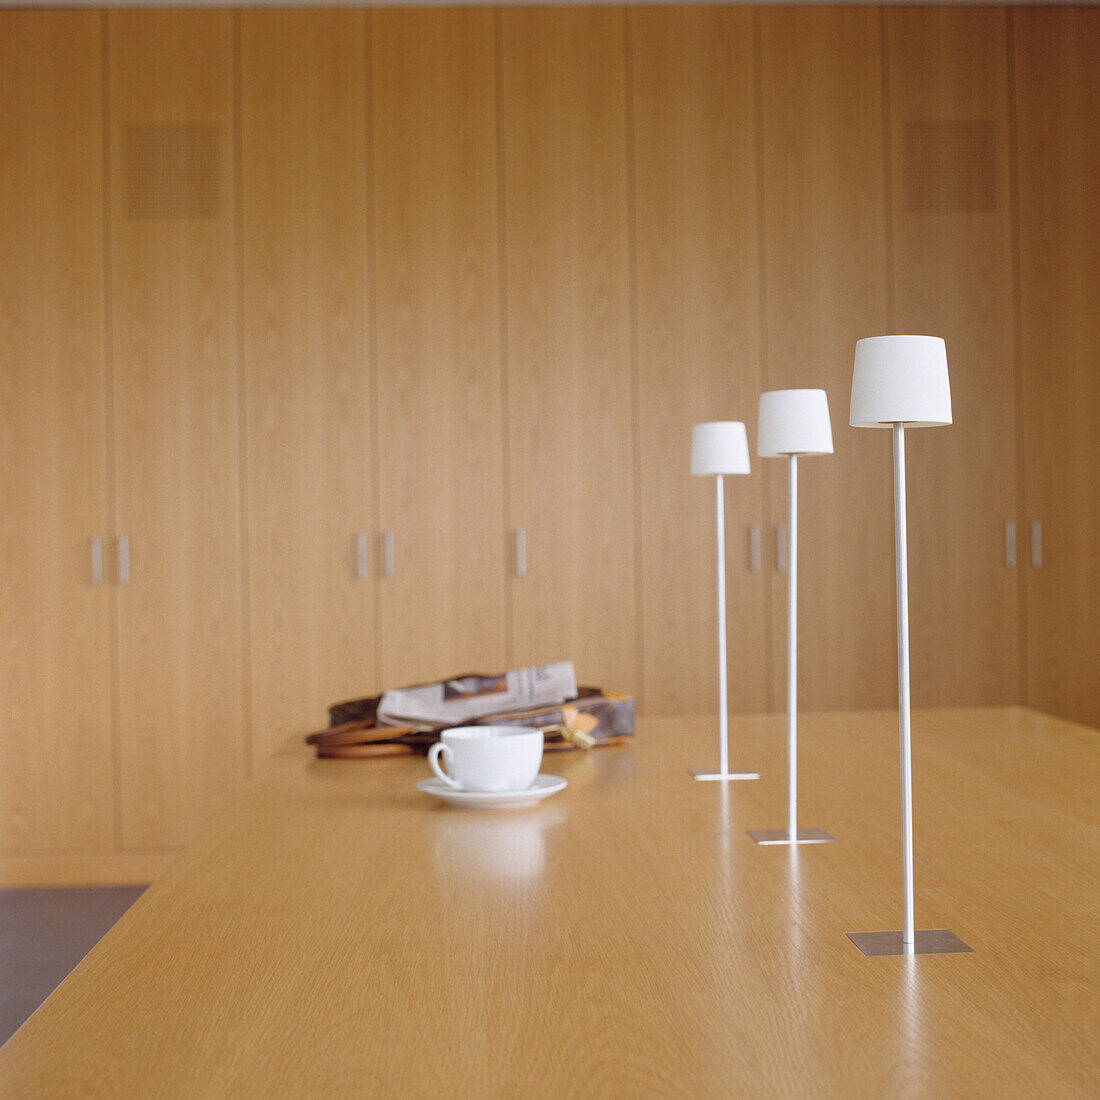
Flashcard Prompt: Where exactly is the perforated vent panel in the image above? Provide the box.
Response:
[125,125,220,219]
[903,120,996,214]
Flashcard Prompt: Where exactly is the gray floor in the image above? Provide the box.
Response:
[0,885,146,1047]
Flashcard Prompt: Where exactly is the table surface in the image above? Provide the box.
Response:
[1,707,1097,1097]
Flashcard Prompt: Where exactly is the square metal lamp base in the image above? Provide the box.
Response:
[747,828,835,845]
[846,929,973,956]
[692,770,760,781]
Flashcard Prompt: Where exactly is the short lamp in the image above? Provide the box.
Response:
[747,389,836,846]
[845,335,971,958]
[690,422,759,782]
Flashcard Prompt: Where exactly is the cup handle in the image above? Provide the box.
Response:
[428,742,461,789]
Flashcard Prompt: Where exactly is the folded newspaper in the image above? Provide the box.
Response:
[376,661,578,727]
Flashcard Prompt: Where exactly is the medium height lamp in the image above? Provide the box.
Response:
[845,336,971,957]
[690,422,759,782]
[748,389,836,846]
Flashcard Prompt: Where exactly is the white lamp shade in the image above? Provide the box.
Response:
[691,421,750,476]
[849,335,952,428]
[757,389,834,457]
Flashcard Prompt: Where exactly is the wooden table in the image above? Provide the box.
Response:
[1,708,1097,1097]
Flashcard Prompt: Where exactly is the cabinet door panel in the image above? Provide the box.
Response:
[1014,10,1100,730]
[108,10,246,847]
[372,8,507,688]
[631,7,768,715]
[0,12,113,852]
[758,8,894,710]
[886,8,1020,706]
[241,9,376,760]
[501,9,638,695]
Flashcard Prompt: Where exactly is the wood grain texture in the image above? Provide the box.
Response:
[108,9,247,848]
[0,709,1095,1096]
[0,11,114,853]
[371,7,508,688]
[501,8,639,696]
[886,7,1021,707]
[4,5,1100,882]
[1013,8,1100,731]
[630,6,770,716]
[757,7,896,711]
[239,8,377,762]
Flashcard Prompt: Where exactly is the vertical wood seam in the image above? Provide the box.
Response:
[752,8,776,713]
[495,8,515,669]
[1004,8,1030,708]
[101,9,125,851]
[881,8,897,333]
[364,10,383,692]
[623,8,646,713]
[232,10,254,779]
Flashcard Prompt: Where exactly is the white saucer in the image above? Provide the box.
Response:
[417,774,567,809]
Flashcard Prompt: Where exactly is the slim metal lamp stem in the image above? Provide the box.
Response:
[787,454,798,840]
[893,423,915,951]
[715,473,729,777]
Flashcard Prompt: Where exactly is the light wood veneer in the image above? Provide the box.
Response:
[240,8,378,763]
[372,7,509,689]
[757,7,895,712]
[108,9,248,847]
[0,709,1095,1096]
[1013,8,1100,732]
[502,8,639,697]
[631,6,770,716]
[2,5,1098,885]
[885,7,1022,707]
[0,12,114,853]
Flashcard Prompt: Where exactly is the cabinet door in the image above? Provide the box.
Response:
[631,7,769,715]
[501,8,638,696]
[886,8,1020,706]
[758,8,895,710]
[0,12,114,852]
[372,8,508,688]
[108,10,247,847]
[240,9,377,761]
[1014,10,1100,730]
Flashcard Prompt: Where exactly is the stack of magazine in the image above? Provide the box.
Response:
[307,662,634,759]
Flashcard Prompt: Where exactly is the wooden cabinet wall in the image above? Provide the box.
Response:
[239,8,376,767]
[108,10,248,850]
[1014,9,1100,733]
[2,6,1098,884]
[631,6,768,717]
[758,7,896,711]
[885,7,1021,707]
[0,12,114,860]
[373,8,509,689]
[501,8,639,696]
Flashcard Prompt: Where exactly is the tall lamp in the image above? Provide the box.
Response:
[748,389,836,845]
[690,422,759,782]
[845,336,971,957]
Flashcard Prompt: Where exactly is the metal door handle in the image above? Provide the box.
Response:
[118,536,130,585]
[382,531,395,578]
[91,536,103,585]
[749,525,761,573]
[355,531,368,580]
[776,523,788,573]
[1031,520,1042,568]
[514,528,527,578]
[1005,520,1016,568]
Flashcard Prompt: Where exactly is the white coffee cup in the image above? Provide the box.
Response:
[427,726,543,793]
